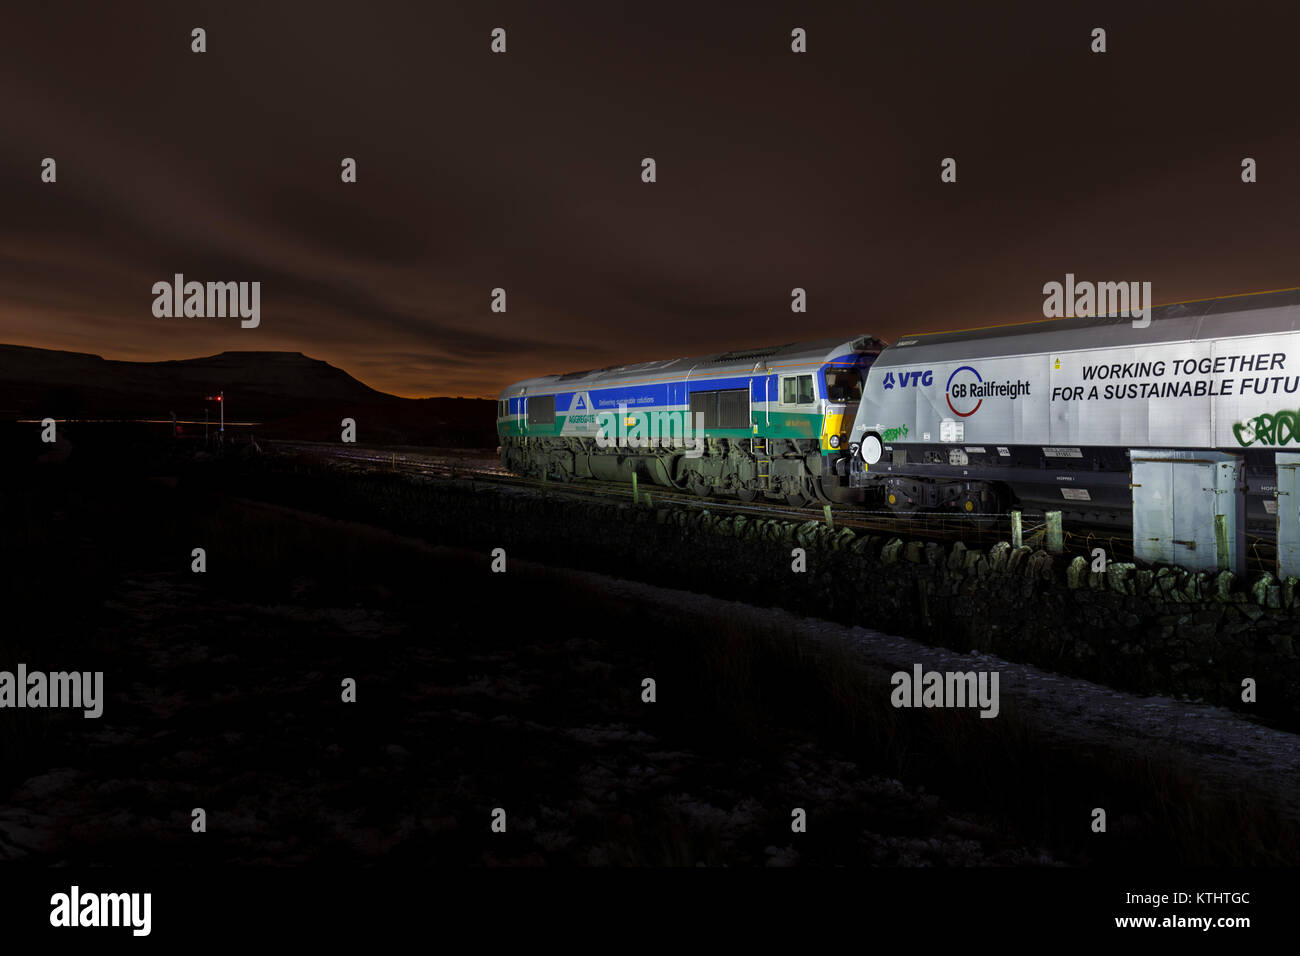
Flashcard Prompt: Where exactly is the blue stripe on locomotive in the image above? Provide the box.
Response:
[509,361,870,418]
[551,374,781,413]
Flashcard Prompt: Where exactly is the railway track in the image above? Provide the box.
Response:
[261,440,1278,570]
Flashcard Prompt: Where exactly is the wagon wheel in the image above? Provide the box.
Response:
[884,489,918,514]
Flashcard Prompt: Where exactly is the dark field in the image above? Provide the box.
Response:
[0,428,1296,867]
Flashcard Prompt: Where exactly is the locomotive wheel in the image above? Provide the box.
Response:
[785,489,812,507]
[818,476,862,505]
[688,475,712,498]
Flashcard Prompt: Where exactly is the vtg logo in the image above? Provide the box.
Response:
[946,366,983,417]
[882,369,933,390]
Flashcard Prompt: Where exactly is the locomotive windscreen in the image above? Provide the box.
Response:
[824,368,863,402]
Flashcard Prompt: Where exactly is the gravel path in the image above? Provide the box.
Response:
[591,572,1300,821]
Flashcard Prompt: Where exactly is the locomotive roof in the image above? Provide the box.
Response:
[879,287,1300,366]
[499,335,881,396]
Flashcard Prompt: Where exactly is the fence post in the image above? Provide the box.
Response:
[632,473,640,505]
[1214,514,1229,569]
[1011,510,1022,549]
[823,504,834,530]
[1046,511,1063,554]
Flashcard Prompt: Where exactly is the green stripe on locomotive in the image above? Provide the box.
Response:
[495,408,827,443]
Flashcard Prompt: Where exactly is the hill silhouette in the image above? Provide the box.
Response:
[0,345,495,446]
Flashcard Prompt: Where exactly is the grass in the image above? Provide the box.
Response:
[1,446,1295,865]
[613,602,1300,866]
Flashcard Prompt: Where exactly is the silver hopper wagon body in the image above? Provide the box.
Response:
[846,288,1300,527]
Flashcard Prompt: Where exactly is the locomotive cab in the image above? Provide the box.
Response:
[817,352,877,501]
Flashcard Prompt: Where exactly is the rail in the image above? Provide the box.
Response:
[261,440,1282,576]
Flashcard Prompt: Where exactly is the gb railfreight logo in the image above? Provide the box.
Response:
[946,365,1031,417]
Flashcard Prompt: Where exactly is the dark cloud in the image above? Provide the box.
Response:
[1,1,1298,398]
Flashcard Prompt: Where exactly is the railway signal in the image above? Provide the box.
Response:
[205,391,224,433]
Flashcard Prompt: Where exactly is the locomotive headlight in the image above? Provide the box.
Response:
[861,433,883,465]
[829,435,840,449]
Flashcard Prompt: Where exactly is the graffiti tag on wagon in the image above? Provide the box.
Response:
[1234,411,1300,447]
[881,424,909,442]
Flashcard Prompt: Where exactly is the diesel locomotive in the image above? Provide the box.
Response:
[496,337,884,504]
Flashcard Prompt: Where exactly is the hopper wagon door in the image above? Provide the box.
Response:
[1132,457,1176,566]
[1277,453,1300,578]
[1131,450,1244,573]
[1171,459,1211,569]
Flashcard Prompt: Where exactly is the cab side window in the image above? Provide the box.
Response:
[782,374,815,405]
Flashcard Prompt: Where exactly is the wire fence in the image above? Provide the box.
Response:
[545,475,1284,577]
[738,502,1282,576]
[840,510,1280,576]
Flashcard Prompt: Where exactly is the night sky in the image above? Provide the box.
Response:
[2,0,1298,398]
